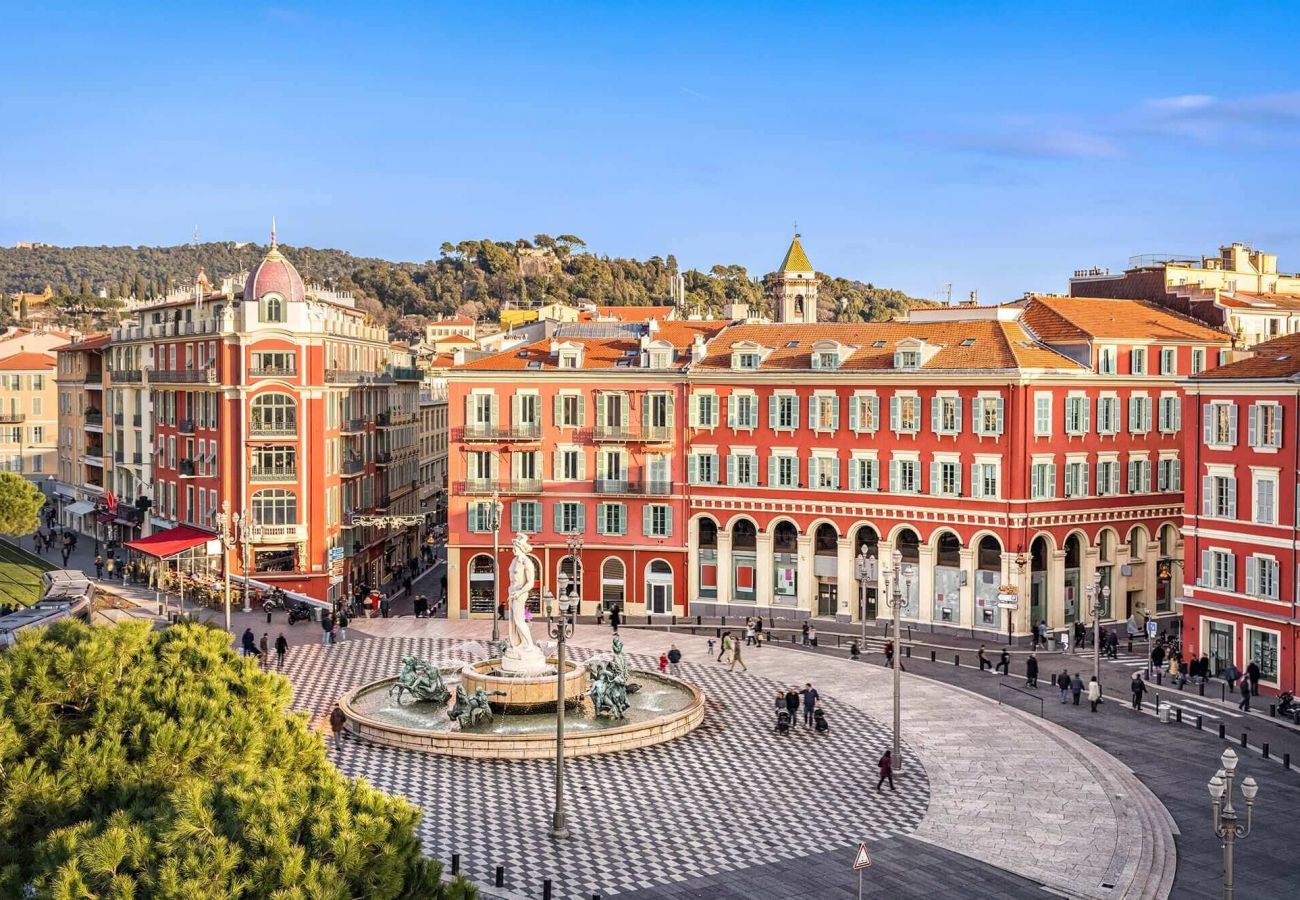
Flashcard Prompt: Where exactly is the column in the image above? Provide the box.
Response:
[1003,552,1031,637]
[1049,550,1067,630]
[1142,543,1159,619]
[447,546,463,619]
[957,547,975,629]
[1083,547,1100,621]
[916,545,935,625]
[687,520,700,604]
[837,537,855,621]
[716,531,732,614]
[756,530,774,610]
[796,534,814,614]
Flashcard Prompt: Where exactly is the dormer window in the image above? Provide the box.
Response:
[648,349,672,368]
[260,294,285,323]
[735,352,761,370]
[894,350,921,369]
[559,351,580,368]
[815,351,839,370]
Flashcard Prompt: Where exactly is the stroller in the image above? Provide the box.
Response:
[775,709,792,735]
[813,708,830,734]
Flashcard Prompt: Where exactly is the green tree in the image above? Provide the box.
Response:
[0,620,476,900]
[0,472,44,536]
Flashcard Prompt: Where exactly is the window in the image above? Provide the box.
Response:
[557,448,583,481]
[596,502,626,535]
[1191,347,1206,374]
[1158,396,1181,433]
[251,351,296,373]
[513,392,541,429]
[467,450,494,481]
[1130,347,1147,375]
[890,458,921,493]
[770,394,799,430]
[1219,349,1230,366]
[1157,457,1181,492]
[1034,395,1052,436]
[1202,474,1237,519]
[973,397,1004,436]
[1160,347,1176,375]
[555,502,585,533]
[1096,459,1120,496]
[691,394,718,428]
[770,454,798,488]
[511,500,541,533]
[557,394,583,427]
[1097,396,1120,435]
[688,452,718,485]
[848,457,878,491]
[1030,461,1056,499]
[1128,395,1151,434]
[1064,396,1090,435]
[1254,475,1276,525]
[260,294,285,323]
[810,455,839,489]
[932,396,962,435]
[814,351,839,369]
[1246,628,1279,682]
[1246,556,1279,599]
[644,504,672,537]
[849,395,878,433]
[644,392,672,430]
[728,393,759,429]
[1249,403,1282,449]
[1127,459,1151,494]
[596,392,626,429]
[1205,402,1237,446]
[1202,549,1235,591]
[728,452,758,487]
[250,489,297,525]
[894,350,921,368]
[735,352,761,369]
[890,394,920,434]
[810,395,839,432]
[1098,346,1117,374]
[931,460,961,497]
[250,393,297,433]
[1064,460,1089,498]
[970,461,999,498]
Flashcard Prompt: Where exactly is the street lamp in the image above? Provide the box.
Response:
[546,539,580,840]
[1209,748,1258,899]
[490,490,503,645]
[214,501,244,633]
[854,544,873,650]
[886,549,914,774]
[1088,570,1110,685]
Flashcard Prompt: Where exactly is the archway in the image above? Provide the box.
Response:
[732,518,757,604]
[601,556,625,613]
[814,523,839,617]
[932,531,962,625]
[645,559,674,614]
[853,525,880,621]
[772,520,799,607]
[895,527,921,619]
[558,555,584,604]
[1156,523,1179,614]
[1030,535,1050,629]
[697,517,718,601]
[975,535,1003,630]
[1064,533,1084,625]
[468,554,495,616]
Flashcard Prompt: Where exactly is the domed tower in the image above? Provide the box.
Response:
[243,220,306,307]
[772,233,818,324]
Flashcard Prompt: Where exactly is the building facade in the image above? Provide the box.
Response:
[53,334,118,540]
[1182,333,1300,694]
[0,351,57,482]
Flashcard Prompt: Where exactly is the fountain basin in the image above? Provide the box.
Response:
[338,670,705,760]
[461,657,588,710]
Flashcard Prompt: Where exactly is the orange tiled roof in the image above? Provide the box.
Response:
[457,321,727,372]
[1021,295,1227,343]
[690,321,1086,372]
[0,351,56,370]
[51,333,111,352]
[1194,333,1300,380]
[1221,291,1300,311]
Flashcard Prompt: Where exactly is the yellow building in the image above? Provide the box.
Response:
[0,351,58,482]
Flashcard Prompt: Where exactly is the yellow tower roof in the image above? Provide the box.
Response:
[778,234,814,273]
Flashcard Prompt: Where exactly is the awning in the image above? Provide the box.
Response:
[236,575,331,610]
[65,501,96,516]
[125,525,215,559]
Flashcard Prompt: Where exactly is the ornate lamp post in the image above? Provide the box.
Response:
[490,490,503,644]
[854,544,873,649]
[885,549,914,773]
[1209,748,1258,899]
[214,501,244,633]
[546,534,581,840]
[1088,570,1110,685]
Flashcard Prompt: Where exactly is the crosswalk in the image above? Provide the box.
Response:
[1141,692,1242,721]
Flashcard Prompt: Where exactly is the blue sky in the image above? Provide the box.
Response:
[3,0,1300,301]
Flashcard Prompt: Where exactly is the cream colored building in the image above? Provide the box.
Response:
[53,334,112,537]
[417,355,450,526]
[0,351,58,482]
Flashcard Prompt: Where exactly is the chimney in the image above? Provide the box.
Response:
[691,333,707,363]
[549,339,560,356]
[723,302,749,321]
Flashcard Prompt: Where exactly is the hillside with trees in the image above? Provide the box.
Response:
[0,235,929,329]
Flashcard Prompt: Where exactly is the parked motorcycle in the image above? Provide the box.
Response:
[261,589,287,612]
[286,599,314,625]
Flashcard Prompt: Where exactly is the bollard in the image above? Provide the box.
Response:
[1222,684,1226,702]
[1196,715,1203,730]
[451,855,459,875]
[495,867,504,888]
[671,615,677,625]
[1263,743,1270,759]
[1176,708,1182,723]
[1156,671,1162,685]
[905,646,912,658]
[930,650,936,662]
[543,879,553,900]
[696,615,702,626]
[1286,753,1292,770]
[1218,723,1226,739]
[1241,732,1248,748]
[1199,682,1204,697]
[1270,704,1277,718]
[721,616,726,627]
[955,654,961,667]
[715,627,722,638]
[1127,639,1133,653]
[266,610,272,624]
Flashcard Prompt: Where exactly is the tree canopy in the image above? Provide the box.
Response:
[0,472,45,537]
[0,620,475,899]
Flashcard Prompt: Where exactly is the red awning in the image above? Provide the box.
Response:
[124,525,215,559]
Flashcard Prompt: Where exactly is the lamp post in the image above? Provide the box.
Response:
[546,537,579,840]
[1209,748,1258,899]
[214,501,243,633]
[854,545,872,649]
[490,490,503,645]
[1088,570,1110,685]
[885,549,914,773]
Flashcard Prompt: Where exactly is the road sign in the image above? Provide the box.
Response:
[1146,620,1157,639]
[853,843,872,870]
[329,547,345,562]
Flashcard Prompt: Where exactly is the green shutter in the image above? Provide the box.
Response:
[972,398,984,434]
[830,396,840,431]
[769,394,778,428]
[688,454,698,484]
[995,398,1004,435]
[664,507,673,536]
[849,459,860,491]
[890,396,900,431]
[768,455,777,486]
[643,505,652,537]
[848,396,859,431]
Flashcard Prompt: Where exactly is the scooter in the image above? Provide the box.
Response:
[286,599,314,625]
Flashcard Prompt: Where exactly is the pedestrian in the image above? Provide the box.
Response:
[978,645,992,672]
[105,556,115,579]
[241,628,260,658]
[1223,661,1240,691]
[1238,678,1252,712]
[884,639,895,668]
[321,612,333,646]
[380,595,391,619]
[784,687,800,727]
[658,652,669,674]
[745,617,756,646]
[801,621,810,646]
[337,611,349,642]
[775,691,790,733]
[707,637,716,658]
[1151,644,1166,673]
[996,648,1010,676]
[1025,653,1039,688]
[331,620,341,644]
[610,604,621,631]
[1074,622,1086,653]
[877,750,895,792]
[94,554,104,579]
[1070,673,1084,705]
[1088,676,1102,712]
[275,632,288,670]
[808,625,817,647]
[259,632,269,667]
[753,617,764,644]
[329,704,347,744]
[717,632,730,663]
[667,644,682,676]
[799,682,819,728]
[813,707,830,734]
[1246,660,1261,696]
[1130,671,1147,710]
[728,638,747,672]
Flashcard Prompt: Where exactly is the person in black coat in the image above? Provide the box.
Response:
[1025,654,1039,688]
[784,687,800,725]
[1247,661,1262,696]
[241,628,260,658]
[1130,672,1147,710]
[609,605,621,630]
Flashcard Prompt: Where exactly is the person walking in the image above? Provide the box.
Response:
[744,618,756,646]
[94,554,104,579]
[801,621,810,646]
[609,604,622,631]
[275,633,288,670]
[1070,673,1084,706]
[1087,676,1102,712]
[978,645,992,672]
[667,644,682,676]
[320,612,333,646]
[259,632,270,669]
[1238,678,1252,712]
[241,628,260,659]
[1057,669,1071,703]
[336,611,349,642]
[1223,662,1240,691]
[808,625,818,647]
[728,638,747,672]
[329,704,348,745]
[658,652,669,674]
[996,649,1010,676]
[784,687,800,725]
[877,750,895,792]
[379,594,391,619]
[1247,660,1261,696]
[1130,671,1147,710]
[718,632,731,664]
[884,639,895,668]
[799,683,819,729]
[1025,653,1039,688]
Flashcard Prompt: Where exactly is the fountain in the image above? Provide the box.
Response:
[336,532,705,759]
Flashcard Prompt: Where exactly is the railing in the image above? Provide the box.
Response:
[246,523,307,542]
[456,479,543,495]
[455,424,542,442]
[85,413,103,428]
[151,367,217,384]
[113,413,124,426]
[590,424,673,443]
[389,366,423,381]
[997,681,1045,718]
[341,458,365,476]
[132,414,142,427]
[250,465,297,482]
[249,366,297,378]
[82,453,105,467]
[250,423,297,438]
[112,369,143,383]
[593,479,673,496]
[376,410,417,427]
[113,451,125,464]
[325,369,387,384]
[132,451,143,465]
[178,459,197,477]
[178,419,195,434]
[342,417,366,433]
[0,413,25,424]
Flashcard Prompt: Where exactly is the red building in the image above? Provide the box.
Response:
[445,238,1231,639]
[1182,333,1300,694]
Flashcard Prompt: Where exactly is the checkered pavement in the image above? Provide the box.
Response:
[281,638,930,899]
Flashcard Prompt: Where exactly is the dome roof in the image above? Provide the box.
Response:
[243,246,306,304]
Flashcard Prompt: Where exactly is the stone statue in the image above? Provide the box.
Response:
[501,533,547,674]
[586,657,629,719]
[449,685,503,729]
[611,634,640,694]
[388,655,450,706]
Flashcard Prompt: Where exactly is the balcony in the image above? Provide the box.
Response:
[457,478,542,495]
[245,522,307,543]
[132,451,143,466]
[375,446,417,466]
[0,412,25,424]
[82,453,105,468]
[113,369,143,383]
[114,451,124,464]
[590,424,673,443]
[250,422,297,439]
[325,368,387,384]
[250,465,297,482]
[376,410,417,428]
[456,423,542,443]
[389,366,422,381]
[178,459,198,477]
[178,419,195,434]
[249,365,297,378]
[342,417,366,434]
[151,367,217,384]
[85,369,104,387]
[114,413,124,426]
[593,479,673,496]
[85,412,103,430]
[341,458,365,477]
[132,414,142,427]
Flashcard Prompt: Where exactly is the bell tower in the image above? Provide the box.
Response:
[772,233,818,323]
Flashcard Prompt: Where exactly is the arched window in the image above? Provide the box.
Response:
[773,521,798,553]
[468,554,496,615]
[601,557,625,611]
[732,519,757,551]
[558,555,584,602]
[260,294,285,323]
[251,489,297,525]
[814,523,838,555]
[646,559,673,614]
[698,517,717,549]
[251,392,297,434]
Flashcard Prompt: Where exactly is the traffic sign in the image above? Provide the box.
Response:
[1146,620,1157,639]
[329,547,345,562]
[853,843,872,870]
